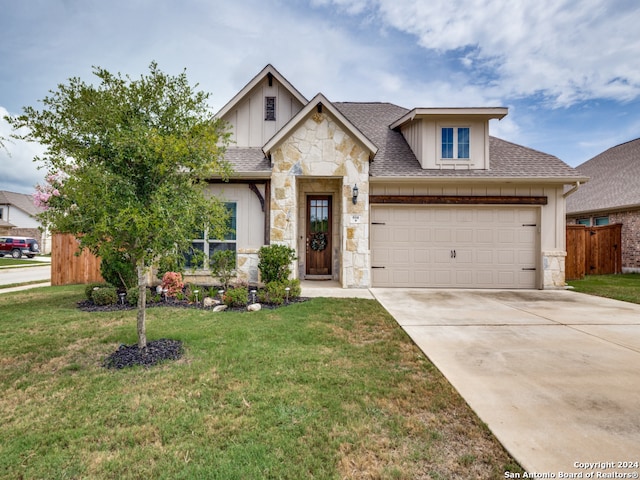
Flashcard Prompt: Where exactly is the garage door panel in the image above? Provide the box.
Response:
[392,248,410,264]
[370,206,539,289]
[414,249,430,264]
[476,229,494,243]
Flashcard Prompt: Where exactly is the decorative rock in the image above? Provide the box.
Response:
[212,305,228,312]
[203,297,220,308]
[247,303,262,312]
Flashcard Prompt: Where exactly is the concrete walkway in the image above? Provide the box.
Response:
[371,288,640,476]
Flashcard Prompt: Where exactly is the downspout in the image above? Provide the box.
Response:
[563,181,581,198]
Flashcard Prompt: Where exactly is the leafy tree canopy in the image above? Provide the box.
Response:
[6,62,233,348]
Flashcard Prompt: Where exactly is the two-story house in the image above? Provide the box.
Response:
[197,65,585,289]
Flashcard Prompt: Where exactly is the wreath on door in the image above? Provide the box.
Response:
[310,232,328,251]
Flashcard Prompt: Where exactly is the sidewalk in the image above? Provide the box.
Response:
[0,282,51,294]
[300,280,374,299]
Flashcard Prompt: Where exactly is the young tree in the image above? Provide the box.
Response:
[6,62,232,349]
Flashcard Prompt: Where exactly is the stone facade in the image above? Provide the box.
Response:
[543,251,566,288]
[270,111,371,287]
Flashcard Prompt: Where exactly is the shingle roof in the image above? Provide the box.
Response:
[566,138,640,214]
[336,102,582,180]
[0,190,41,216]
[224,101,583,182]
[224,147,271,175]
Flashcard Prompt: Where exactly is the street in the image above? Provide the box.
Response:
[0,258,51,289]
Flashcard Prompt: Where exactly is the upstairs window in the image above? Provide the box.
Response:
[265,96,276,121]
[441,127,470,159]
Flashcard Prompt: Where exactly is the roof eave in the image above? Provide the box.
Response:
[390,107,508,130]
[369,175,589,184]
[567,202,640,216]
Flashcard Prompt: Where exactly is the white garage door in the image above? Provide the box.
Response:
[371,206,539,288]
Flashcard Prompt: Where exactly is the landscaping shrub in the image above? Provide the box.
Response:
[92,286,118,306]
[125,286,153,306]
[258,279,301,305]
[85,282,109,301]
[161,271,184,297]
[223,286,248,308]
[258,244,296,283]
[210,249,236,290]
[99,250,137,290]
[157,253,185,279]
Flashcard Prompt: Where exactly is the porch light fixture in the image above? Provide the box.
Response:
[352,184,359,205]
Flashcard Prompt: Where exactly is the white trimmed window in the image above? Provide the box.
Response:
[441,127,470,159]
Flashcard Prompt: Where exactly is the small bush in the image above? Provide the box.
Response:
[258,279,301,305]
[126,287,139,306]
[210,249,236,290]
[258,244,297,283]
[126,287,153,306]
[100,250,137,290]
[223,286,248,308]
[161,272,184,297]
[92,287,118,306]
[85,282,109,301]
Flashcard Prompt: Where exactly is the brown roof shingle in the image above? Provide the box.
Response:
[224,101,583,182]
[566,138,640,214]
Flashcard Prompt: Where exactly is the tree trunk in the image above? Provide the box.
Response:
[136,259,147,349]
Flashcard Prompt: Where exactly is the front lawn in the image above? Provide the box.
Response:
[0,286,523,479]
[567,273,640,304]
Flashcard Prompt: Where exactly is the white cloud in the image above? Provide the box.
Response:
[320,0,640,107]
[0,106,46,194]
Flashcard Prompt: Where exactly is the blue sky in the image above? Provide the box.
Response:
[1,0,639,194]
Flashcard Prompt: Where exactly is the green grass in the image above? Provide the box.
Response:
[0,258,49,267]
[0,286,523,479]
[567,273,640,304]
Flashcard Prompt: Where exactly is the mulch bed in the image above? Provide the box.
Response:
[103,339,183,369]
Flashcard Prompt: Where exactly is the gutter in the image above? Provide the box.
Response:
[562,181,582,198]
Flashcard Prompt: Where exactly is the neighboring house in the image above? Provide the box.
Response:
[0,190,50,253]
[566,138,640,273]
[196,65,585,289]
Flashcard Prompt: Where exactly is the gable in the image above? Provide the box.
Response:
[216,65,307,148]
[263,94,378,162]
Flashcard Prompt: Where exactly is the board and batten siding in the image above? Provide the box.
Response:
[222,77,305,148]
[398,118,490,170]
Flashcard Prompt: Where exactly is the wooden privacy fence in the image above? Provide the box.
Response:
[51,233,104,285]
[566,224,622,280]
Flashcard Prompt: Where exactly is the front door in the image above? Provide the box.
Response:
[306,196,332,276]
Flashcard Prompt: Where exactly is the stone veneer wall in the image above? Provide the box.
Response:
[542,251,566,288]
[270,111,371,287]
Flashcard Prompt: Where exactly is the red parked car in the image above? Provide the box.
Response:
[0,236,40,258]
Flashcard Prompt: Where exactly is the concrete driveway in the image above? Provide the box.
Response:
[370,288,640,476]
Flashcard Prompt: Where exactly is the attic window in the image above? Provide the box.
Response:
[265,96,276,121]
[442,127,470,159]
